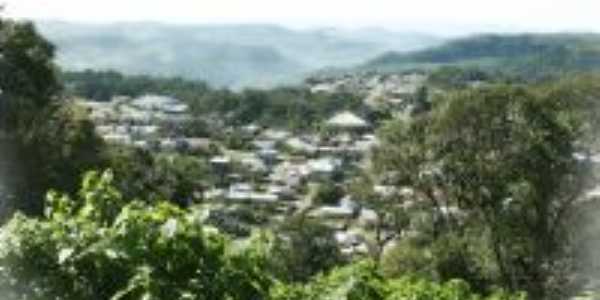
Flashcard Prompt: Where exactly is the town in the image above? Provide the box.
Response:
[75,72,437,257]
[3,8,600,299]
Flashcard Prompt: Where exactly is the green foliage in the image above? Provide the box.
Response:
[0,19,60,130]
[0,170,272,300]
[380,238,435,280]
[312,181,344,206]
[428,66,492,88]
[270,261,524,300]
[17,104,108,207]
[374,80,598,299]
[64,70,368,132]
[61,70,210,102]
[269,216,345,283]
[106,147,213,205]
[381,232,492,294]
[363,33,600,80]
[0,170,528,299]
[0,17,107,216]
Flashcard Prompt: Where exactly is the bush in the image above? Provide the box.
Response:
[381,233,492,294]
[270,261,525,300]
[0,170,526,300]
[0,170,271,300]
[268,217,345,283]
[380,238,436,280]
[312,182,344,206]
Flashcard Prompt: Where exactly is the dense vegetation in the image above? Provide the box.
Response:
[61,70,211,102]
[63,69,369,131]
[363,33,600,80]
[0,17,107,216]
[0,171,523,300]
[2,14,600,300]
[369,77,600,299]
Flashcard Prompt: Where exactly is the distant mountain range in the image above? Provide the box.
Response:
[36,22,441,89]
[360,33,600,78]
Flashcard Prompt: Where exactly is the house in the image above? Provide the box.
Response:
[309,205,355,219]
[308,196,359,219]
[261,129,291,142]
[335,231,369,256]
[132,140,151,150]
[310,83,338,94]
[266,184,296,200]
[307,157,342,181]
[159,139,178,151]
[131,95,189,113]
[253,140,277,151]
[102,133,132,145]
[226,183,279,204]
[285,137,317,155]
[204,188,226,200]
[358,208,379,227]
[270,161,310,187]
[211,156,232,185]
[257,149,280,166]
[178,138,212,152]
[325,111,370,134]
[240,156,268,173]
[242,124,261,136]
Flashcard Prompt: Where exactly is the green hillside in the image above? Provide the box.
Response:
[37,22,440,89]
[362,33,600,78]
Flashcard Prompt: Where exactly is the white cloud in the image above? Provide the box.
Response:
[2,0,600,34]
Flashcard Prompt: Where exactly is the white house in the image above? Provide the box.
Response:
[326,111,370,131]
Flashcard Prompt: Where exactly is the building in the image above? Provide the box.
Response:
[325,111,370,134]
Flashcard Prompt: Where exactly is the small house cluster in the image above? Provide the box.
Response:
[78,95,215,152]
[308,72,428,110]
[77,74,473,258]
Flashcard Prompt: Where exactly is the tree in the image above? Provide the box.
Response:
[374,83,597,299]
[411,86,431,115]
[0,170,525,300]
[270,260,523,300]
[0,16,107,216]
[107,148,212,205]
[268,216,345,283]
[312,180,343,206]
[0,17,60,130]
[0,170,272,300]
[348,175,411,261]
[16,104,107,213]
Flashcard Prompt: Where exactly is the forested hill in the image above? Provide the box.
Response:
[361,33,600,78]
[36,22,440,89]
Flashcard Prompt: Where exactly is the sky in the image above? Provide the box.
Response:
[2,0,600,35]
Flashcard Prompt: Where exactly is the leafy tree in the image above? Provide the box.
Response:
[107,147,212,205]
[268,216,345,283]
[0,18,60,130]
[0,170,272,300]
[347,175,411,261]
[374,83,597,299]
[312,181,343,206]
[270,260,523,300]
[0,17,108,216]
[61,70,210,102]
[0,170,526,300]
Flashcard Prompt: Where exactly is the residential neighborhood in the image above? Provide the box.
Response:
[75,74,430,257]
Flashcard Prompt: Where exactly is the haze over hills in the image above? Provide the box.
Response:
[360,33,600,78]
[36,21,441,89]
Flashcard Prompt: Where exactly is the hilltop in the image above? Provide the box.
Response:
[360,33,600,79]
[36,21,440,89]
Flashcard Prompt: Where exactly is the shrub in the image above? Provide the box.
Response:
[0,170,271,300]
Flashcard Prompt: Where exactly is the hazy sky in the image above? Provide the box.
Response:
[2,0,600,35]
